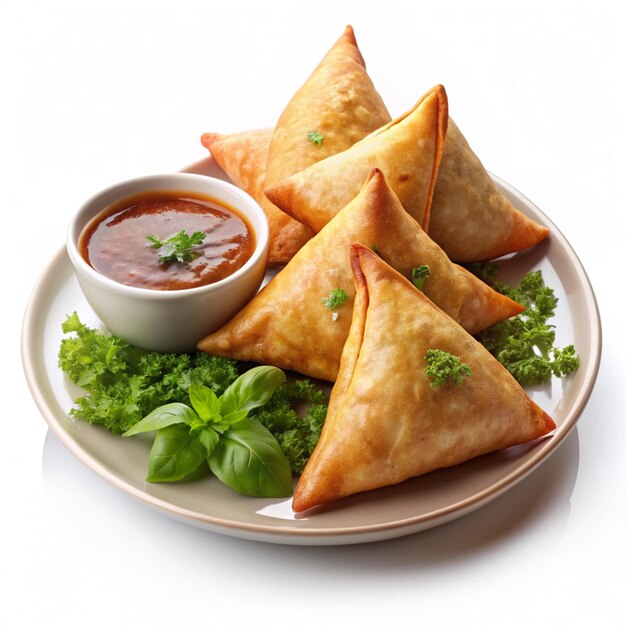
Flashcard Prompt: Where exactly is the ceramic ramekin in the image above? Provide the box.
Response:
[67,173,268,352]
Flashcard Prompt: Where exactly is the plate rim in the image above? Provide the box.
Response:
[21,172,602,544]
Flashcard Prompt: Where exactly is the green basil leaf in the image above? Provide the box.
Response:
[175,460,211,483]
[219,366,286,418]
[123,403,199,437]
[188,384,221,422]
[218,409,250,429]
[146,424,206,482]
[208,419,293,497]
[199,427,220,457]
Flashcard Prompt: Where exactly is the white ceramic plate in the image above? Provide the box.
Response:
[22,158,601,545]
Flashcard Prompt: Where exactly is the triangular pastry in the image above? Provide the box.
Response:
[263,25,391,264]
[200,129,312,266]
[265,85,448,232]
[202,26,391,266]
[428,118,549,261]
[265,25,390,185]
[201,128,273,201]
[198,169,523,382]
[292,244,556,512]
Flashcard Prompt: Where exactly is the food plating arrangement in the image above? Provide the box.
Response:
[23,25,600,544]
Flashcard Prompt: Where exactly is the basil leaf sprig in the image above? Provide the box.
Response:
[123,366,293,497]
[146,230,206,265]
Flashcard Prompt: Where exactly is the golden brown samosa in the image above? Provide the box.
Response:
[201,128,272,202]
[200,129,311,265]
[202,26,391,266]
[292,244,555,512]
[261,25,391,264]
[265,85,448,233]
[265,25,391,186]
[428,118,549,261]
[198,169,523,382]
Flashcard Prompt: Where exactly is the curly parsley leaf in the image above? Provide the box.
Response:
[306,130,324,146]
[424,349,472,388]
[59,313,239,434]
[466,261,529,306]
[468,263,580,386]
[250,379,328,474]
[551,345,581,377]
[146,230,206,265]
[59,315,328,474]
[322,288,348,310]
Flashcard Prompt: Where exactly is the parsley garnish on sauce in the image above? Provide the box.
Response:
[146,230,206,265]
[307,130,324,146]
[424,349,472,388]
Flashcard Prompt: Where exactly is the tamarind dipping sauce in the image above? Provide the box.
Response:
[79,190,255,291]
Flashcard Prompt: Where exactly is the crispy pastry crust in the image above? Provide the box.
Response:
[200,26,390,266]
[263,25,390,264]
[292,244,555,512]
[429,118,549,260]
[265,85,448,233]
[198,169,523,381]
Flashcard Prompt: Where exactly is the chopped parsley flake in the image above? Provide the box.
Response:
[306,130,324,146]
[468,262,580,386]
[424,349,472,388]
[322,288,348,310]
[411,265,431,291]
[146,230,206,265]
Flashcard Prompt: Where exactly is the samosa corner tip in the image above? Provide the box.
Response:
[200,132,219,150]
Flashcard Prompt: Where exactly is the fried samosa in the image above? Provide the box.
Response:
[428,118,549,261]
[202,26,391,266]
[198,169,523,382]
[200,129,312,265]
[261,24,391,264]
[265,25,391,186]
[265,85,448,233]
[201,128,273,200]
[292,244,556,512]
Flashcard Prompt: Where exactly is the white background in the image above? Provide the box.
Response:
[3,0,625,623]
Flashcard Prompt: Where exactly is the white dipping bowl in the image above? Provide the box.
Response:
[67,173,269,352]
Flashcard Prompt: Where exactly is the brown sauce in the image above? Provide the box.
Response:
[80,191,255,290]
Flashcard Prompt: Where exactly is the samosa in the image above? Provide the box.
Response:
[265,25,390,187]
[292,244,555,512]
[265,85,448,233]
[428,119,549,261]
[264,85,549,261]
[201,128,273,202]
[198,169,523,382]
[200,129,310,265]
[202,25,391,266]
